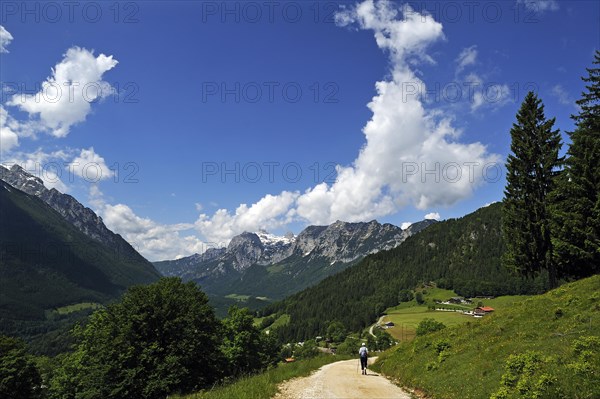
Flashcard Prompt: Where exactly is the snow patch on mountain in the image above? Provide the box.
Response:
[256,229,296,247]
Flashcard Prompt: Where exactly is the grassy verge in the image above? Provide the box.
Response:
[371,275,600,399]
[174,355,348,399]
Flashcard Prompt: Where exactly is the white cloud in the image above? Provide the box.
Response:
[401,222,412,229]
[456,45,477,73]
[0,127,18,154]
[0,106,19,153]
[0,26,13,53]
[424,212,441,220]
[195,202,204,211]
[195,192,298,244]
[8,47,118,138]
[517,0,559,13]
[101,203,204,261]
[551,84,573,105]
[335,0,444,65]
[69,147,113,182]
[471,84,512,112]
[193,0,501,244]
[90,191,211,261]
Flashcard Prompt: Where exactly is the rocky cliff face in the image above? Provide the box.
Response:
[292,220,407,263]
[227,232,265,271]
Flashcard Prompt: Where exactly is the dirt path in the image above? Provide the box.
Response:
[369,315,386,337]
[274,358,411,399]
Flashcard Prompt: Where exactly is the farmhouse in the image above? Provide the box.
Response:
[473,306,495,317]
[384,321,395,327]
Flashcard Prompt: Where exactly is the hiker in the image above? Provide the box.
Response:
[359,343,369,375]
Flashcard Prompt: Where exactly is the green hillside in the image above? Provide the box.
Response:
[0,181,160,353]
[373,274,600,399]
[265,203,548,342]
[374,288,527,342]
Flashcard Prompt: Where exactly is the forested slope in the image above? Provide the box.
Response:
[266,203,548,341]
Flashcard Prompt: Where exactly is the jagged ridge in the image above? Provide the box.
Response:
[154,217,436,313]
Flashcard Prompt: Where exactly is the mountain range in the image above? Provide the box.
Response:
[155,218,436,314]
[0,165,160,352]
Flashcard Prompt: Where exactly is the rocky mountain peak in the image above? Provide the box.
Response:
[228,232,263,251]
[0,164,46,196]
[227,232,264,271]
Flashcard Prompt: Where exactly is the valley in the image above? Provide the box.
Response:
[1,3,598,399]
[155,219,436,315]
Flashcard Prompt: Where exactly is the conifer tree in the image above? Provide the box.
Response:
[550,51,600,278]
[503,92,562,288]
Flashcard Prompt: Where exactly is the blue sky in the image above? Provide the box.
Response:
[0,0,598,261]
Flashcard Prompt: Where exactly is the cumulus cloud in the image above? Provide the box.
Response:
[401,222,412,230]
[456,45,477,74]
[69,147,113,182]
[196,192,298,244]
[0,26,13,53]
[195,0,500,244]
[1,46,118,158]
[101,203,206,261]
[8,47,118,138]
[424,212,441,220]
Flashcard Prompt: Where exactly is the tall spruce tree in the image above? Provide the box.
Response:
[550,51,600,278]
[503,91,562,288]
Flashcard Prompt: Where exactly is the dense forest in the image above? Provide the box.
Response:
[265,203,549,342]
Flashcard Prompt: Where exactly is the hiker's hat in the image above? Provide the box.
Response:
[361,343,365,346]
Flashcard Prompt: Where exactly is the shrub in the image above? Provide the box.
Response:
[416,318,446,336]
